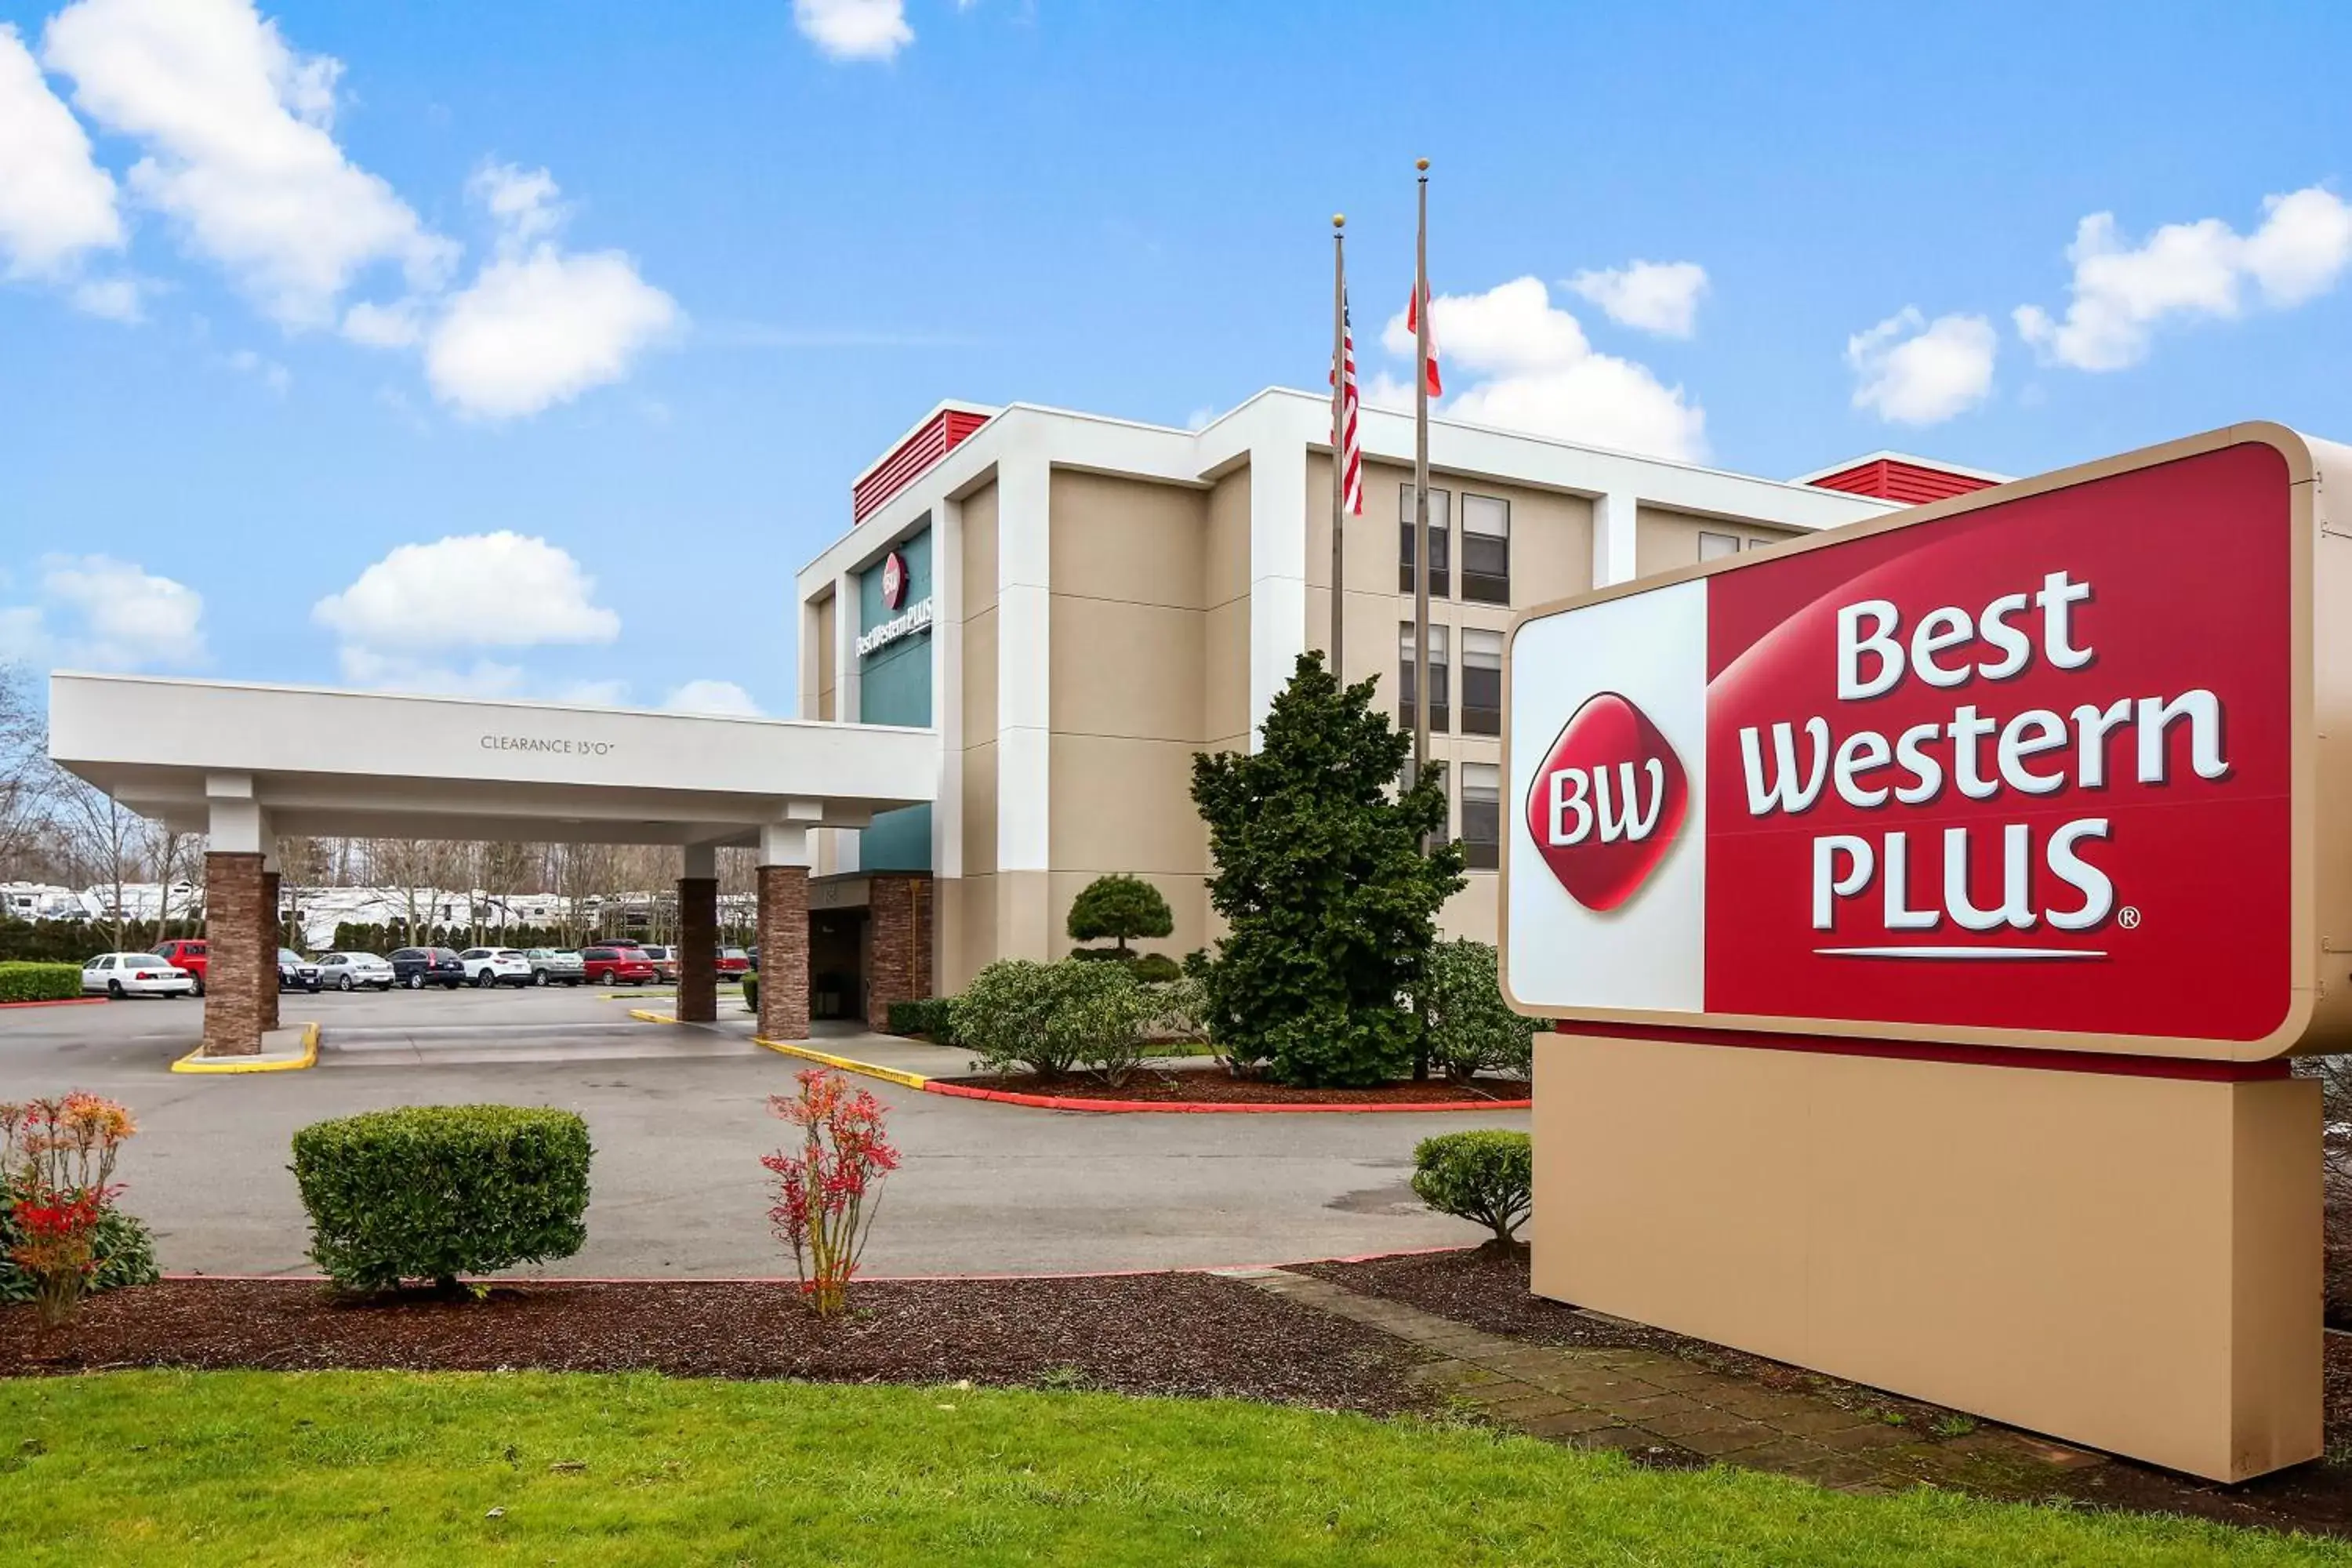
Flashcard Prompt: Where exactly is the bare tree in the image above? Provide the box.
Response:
[50,774,141,949]
[0,663,53,881]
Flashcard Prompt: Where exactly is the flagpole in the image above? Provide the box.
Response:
[1330,214,1348,681]
[1411,158,1432,793]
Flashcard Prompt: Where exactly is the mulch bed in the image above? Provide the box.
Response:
[1302,1247,2352,1539]
[935,1068,1531,1106]
[0,1273,1428,1416]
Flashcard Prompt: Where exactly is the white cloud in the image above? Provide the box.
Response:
[42,0,455,328]
[1378,276,1706,461]
[336,645,525,697]
[11,554,208,669]
[226,346,290,394]
[341,297,421,347]
[69,275,141,321]
[2014,185,2352,372]
[0,21,122,280]
[795,0,913,60]
[555,677,630,706]
[312,532,621,653]
[1846,307,1997,425]
[1566,260,1708,338]
[421,164,681,419]
[664,679,761,717]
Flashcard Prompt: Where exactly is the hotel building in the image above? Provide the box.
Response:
[793,390,1998,1009]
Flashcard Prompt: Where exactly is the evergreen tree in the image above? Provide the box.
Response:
[1065,873,1174,957]
[1189,651,1465,1087]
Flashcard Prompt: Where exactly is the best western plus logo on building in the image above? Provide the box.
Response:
[1504,431,2342,1058]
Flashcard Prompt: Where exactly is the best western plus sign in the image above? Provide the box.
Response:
[1506,429,2336,1061]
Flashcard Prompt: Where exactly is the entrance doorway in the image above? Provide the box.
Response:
[810,909,866,1022]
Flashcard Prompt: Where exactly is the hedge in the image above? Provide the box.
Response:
[1410,1130,1533,1245]
[884,997,958,1043]
[0,963,82,1004]
[290,1105,591,1292]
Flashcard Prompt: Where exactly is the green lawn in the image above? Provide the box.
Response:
[0,1370,2339,1566]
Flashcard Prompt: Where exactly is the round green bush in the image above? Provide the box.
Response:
[1419,941,1541,1081]
[951,958,1158,1081]
[291,1105,592,1292]
[1127,953,1181,985]
[1410,1130,1533,1245]
[0,963,82,1004]
[742,973,758,1013]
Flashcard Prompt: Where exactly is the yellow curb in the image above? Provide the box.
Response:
[626,1008,678,1025]
[751,1036,930,1091]
[598,988,744,1001]
[172,1020,321,1074]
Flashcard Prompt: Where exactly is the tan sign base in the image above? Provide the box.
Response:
[1533,1031,2321,1482]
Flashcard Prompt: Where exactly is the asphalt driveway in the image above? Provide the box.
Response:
[0,985,1519,1277]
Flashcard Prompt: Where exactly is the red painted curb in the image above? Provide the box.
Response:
[921,1080,1531,1115]
[0,996,108,1009]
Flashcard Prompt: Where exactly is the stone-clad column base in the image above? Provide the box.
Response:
[756,865,810,1043]
[677,876,718,1023]
[1532,1029,2321,1483]
[201,851,267,1058]
[864,873,935,1029]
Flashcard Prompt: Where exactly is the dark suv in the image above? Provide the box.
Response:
[388,946,467,989]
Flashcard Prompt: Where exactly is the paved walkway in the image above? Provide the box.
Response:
[1229,1268,2107,1496]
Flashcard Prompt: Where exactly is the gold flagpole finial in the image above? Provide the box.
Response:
[1333,214,1345,230]
[1415,158,1430,172]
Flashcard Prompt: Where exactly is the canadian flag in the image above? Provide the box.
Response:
[1405,282,1443,397]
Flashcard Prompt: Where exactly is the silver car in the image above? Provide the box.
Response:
[314,951,396,991]
[524,947,586,986]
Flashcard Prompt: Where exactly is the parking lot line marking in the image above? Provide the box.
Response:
[171,1020,320,1075]
[750,1036,931,1091]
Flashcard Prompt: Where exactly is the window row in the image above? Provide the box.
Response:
[1399,486,1512,604]
[1397,622,1503,736]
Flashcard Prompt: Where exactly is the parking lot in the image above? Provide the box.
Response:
[0,985,1514,1278]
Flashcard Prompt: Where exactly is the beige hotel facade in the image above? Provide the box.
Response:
[795,390,1996,1001]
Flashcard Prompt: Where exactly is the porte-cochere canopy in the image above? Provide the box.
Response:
[48,673,940,1056]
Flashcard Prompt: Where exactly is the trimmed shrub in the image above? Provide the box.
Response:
[885,997,959,1044]
[0,963,82,1004]
[1419,941,1541,1081]
[1065,874,1174,957]
[1129,953,1181,985]
[1410,1130,1533,1245]
[951,959,1160,1084]
[742,973,758,1013]
[291,1105,592,1291]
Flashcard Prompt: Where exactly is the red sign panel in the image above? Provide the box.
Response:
[1504,434,2323,1058]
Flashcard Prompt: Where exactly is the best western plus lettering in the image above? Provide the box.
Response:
[1739,569,2227,947]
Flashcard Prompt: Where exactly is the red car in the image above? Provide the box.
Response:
[580,945,657,985]
[717,947,752,979]
[151,938,209,996]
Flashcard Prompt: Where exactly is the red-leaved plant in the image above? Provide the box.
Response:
[761,1069,898,1317]
[1,1092,138,1327]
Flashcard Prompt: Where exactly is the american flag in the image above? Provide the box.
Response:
[1335,289,1363,514]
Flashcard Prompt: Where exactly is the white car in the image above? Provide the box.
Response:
[523,947,586,986]
[82,953,194,999]
[459,947,533,988]
[315,952,396,991]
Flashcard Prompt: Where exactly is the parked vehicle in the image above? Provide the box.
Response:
[717,946,752,979]
[637,944,681,983]
[151,938,209,996]
[388,947,467,989]
[524,948,586,986]
[278,948,321,993]
[579,945,657,985]
[459,947,533,988]
[82,953,195,999]
[315,952,396,991]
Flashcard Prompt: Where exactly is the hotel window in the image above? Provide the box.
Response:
[1698,531,1741,561]
[1398,622,1450,734]
[1460,494,1510,604]
[1461,763,1501,870]
[1461,628,1503,735]
[1399,485,1451,597]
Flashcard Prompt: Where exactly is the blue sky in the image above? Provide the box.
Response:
[2,0,2347,715]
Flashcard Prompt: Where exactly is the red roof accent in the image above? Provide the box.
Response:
[1806,457,1997,506]
[852,408,990,523]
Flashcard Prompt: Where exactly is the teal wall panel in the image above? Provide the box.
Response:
[857,527,933,872]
